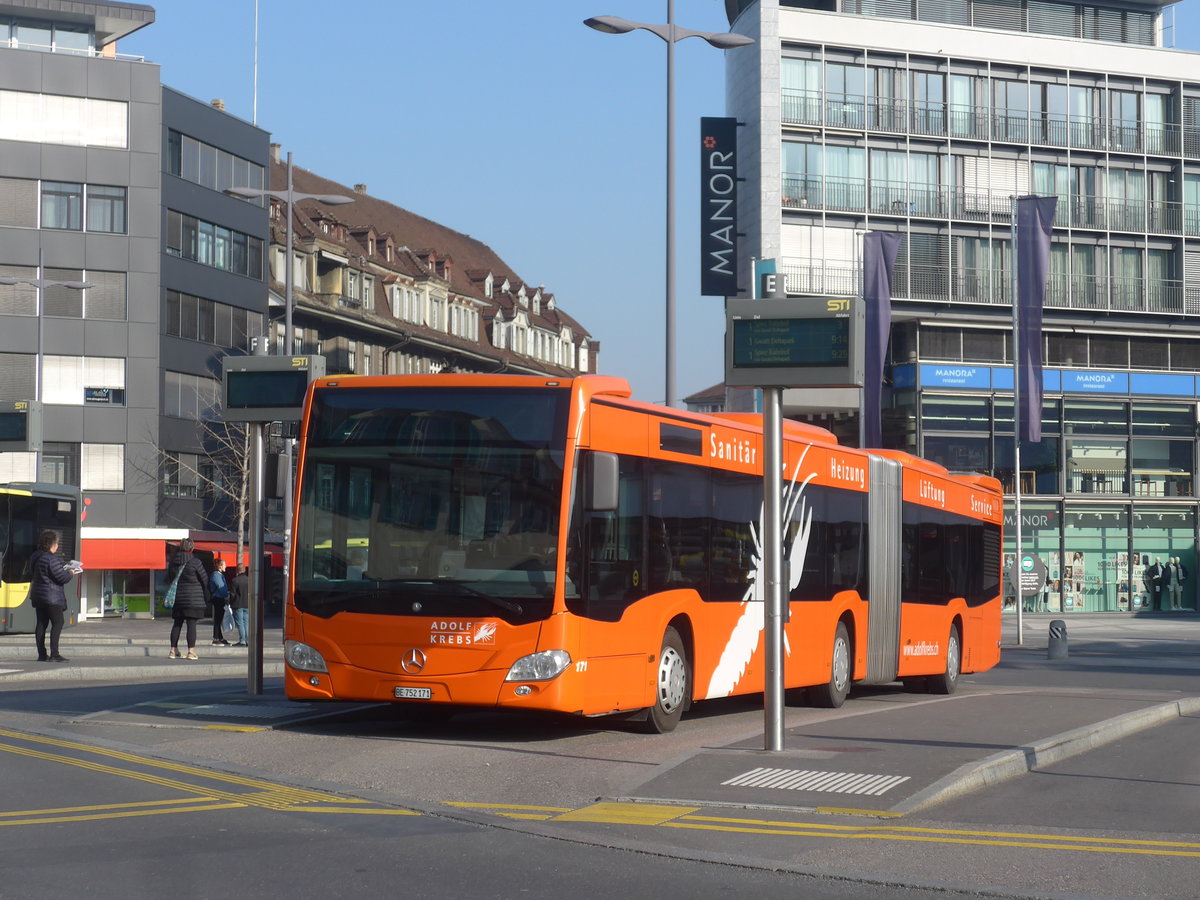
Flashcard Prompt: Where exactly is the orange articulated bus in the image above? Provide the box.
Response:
[284,374,1003,732]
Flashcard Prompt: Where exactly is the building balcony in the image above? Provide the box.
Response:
[777,261,1194,316]
[315,292,363,310]
[783,175,1199,238]
[782,90,1198,159]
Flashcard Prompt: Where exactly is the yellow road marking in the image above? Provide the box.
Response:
[283,806,420,816]
[679,815,1200,850]
[444,801,572,813]
[554,802,699,825]
[1,803,243,827]
[202,725,267,733]
[0,729,411,824]
[0,798,213,817]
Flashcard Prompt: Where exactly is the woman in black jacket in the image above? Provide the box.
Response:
[167,538,210,660]
[30,529,79,662]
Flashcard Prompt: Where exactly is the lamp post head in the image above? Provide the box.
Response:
[704,32,755,50]
[584,15,637,34]
[311,194,354,207]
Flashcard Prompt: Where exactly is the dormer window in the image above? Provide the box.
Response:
[484,273,493,298]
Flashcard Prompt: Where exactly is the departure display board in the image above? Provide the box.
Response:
[731,316,850,368]
[222,355,326,422]
[725,298,863,388]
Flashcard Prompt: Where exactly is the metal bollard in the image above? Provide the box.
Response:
[1047,619,1068,660]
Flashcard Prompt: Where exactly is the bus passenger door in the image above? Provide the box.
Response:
[578,454,648,714]
[864,455,902,683]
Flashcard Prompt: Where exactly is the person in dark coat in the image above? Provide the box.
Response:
[30,529,80,662]
[230,564,250,647]
[167,537,210,660]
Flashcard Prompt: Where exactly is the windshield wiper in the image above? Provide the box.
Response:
[419,579,523,616]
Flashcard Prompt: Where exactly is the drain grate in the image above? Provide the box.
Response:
[721,767,910,796]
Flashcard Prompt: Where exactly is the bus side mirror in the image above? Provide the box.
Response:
[587,452,619,512]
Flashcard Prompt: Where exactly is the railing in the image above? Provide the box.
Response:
[782,89,1200,159]
[315,292,363,310]
[783,174,1198,237]
[3,37,145,62]
[778,261,1195,314]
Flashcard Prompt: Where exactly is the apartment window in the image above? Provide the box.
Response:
[43,356,126,406]
[0,90,126,148]
[0,352,36,399]
[0,176,37,227]
[82,444,123,491]
[85,185,126,233]
[39,442,79,486]
[165,210,263,279]
[164,371,222,420]
[41,181,82,230]
[166,289,262,349]
[162,451,198,498]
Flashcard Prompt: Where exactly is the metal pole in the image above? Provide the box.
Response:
[763,386,785,751]
[282,153,294,597]
[247,340,268,695]
[1011,197,1024,645]
[248,420,265,694]
[252,0,259,125]
[665,0,676,408]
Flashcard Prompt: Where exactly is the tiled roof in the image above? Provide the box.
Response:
[274,158,591,340]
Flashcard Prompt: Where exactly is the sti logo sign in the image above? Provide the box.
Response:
[700,117,738,296]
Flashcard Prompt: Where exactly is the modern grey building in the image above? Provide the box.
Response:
[0,2,273,618]
[725,0,1200,613]
[0,1,164,616]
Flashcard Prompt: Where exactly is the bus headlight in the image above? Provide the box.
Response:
[285,640,328,673]
[505,649,571,682]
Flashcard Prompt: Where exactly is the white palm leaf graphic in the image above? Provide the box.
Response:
[704,446,815,699]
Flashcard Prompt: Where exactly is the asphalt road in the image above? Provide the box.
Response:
[1,611,1198,899]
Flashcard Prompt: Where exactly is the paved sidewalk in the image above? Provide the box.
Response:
[0,614,284,682]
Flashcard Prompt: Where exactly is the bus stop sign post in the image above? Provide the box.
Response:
[762,387,786,752]
[726,294,865,752]
[221,350,325,695]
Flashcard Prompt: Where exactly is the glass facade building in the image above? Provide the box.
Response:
[725,0,1199,612]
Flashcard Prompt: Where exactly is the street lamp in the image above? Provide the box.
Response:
[227,153,353,595]
[0,250,91,472]
[585,4,753,407]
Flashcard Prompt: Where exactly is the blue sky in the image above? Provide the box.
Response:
[125,1,1200,406]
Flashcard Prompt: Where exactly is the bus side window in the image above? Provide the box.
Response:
[647,462,710,594]
[583,456,644,622]
[789,487,826,602]
[827,489,865,595]
[710,471,760,602]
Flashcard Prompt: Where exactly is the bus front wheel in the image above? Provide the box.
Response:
[810,622,851,708]
[927,625,961,695]
[640,626,690,733]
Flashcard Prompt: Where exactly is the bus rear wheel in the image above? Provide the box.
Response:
[810,622,851,708]
[927,625,961,695]
[640,626,690,733]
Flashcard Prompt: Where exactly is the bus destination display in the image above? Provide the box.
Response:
[732,317,849,369]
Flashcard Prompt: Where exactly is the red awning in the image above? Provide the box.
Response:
[193,541,284,568]
[82,538,168,571]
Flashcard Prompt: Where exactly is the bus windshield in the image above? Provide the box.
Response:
[294,386,569,621]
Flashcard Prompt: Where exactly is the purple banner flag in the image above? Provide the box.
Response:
[863,232,902,448]
[1016,196,1057,444]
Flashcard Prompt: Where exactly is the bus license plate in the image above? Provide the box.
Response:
[394,687,432,700]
